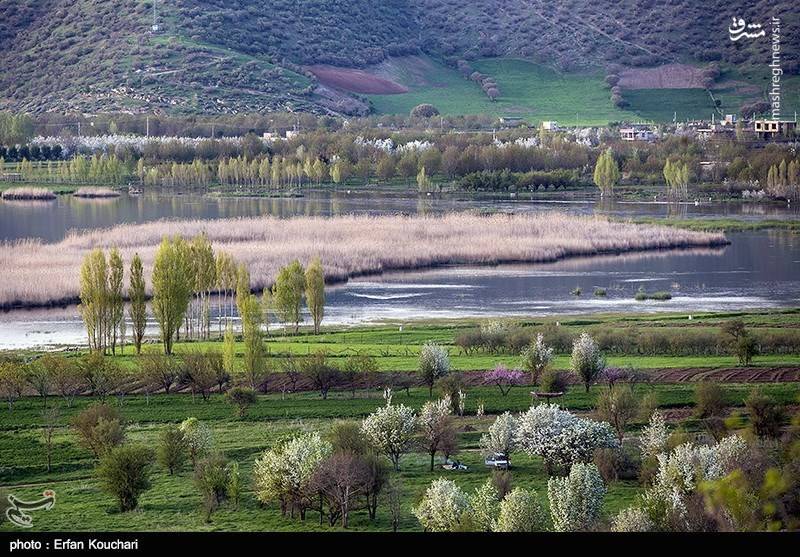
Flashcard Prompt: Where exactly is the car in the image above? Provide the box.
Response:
[484,453,510,470]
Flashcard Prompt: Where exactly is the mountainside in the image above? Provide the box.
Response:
[0,0,797,117]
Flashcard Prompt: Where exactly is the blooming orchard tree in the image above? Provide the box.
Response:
[418,397,454,471]
[419,342,451,396]
[467,480,500,532]
[494,488,547,532]
[521,333,554,384]
[252,431,332,518]
[414,478,469,532]
[483,365,525,396]
[611,506,655,532]
[548,462,606,532]
[361,403,417,470]
[570,333,606,392]
[515,404,618,473]
[178,417,213,466]
[639,410,669,461]
[480,412,517,462]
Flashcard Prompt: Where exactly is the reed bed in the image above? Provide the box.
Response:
[0,213,726,308]
[1,187,57,201]
[72,187,121,198]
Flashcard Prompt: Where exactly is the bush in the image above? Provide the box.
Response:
[224,386,258,417]
[694,382,727,418]
[735,335,759,366]
[539,368,568,393]
[157,425,188,475]
[494,487,546,532]
[194,453,232,522]
[71,403,126,458]
[96,445,153,512]
[745,389,784,439]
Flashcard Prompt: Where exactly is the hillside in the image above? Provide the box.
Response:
[0,0,797,119]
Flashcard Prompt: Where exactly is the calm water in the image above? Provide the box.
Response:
[0,190,798,242]
[0,191,798,349]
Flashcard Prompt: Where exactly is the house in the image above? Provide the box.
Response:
[541,121,560,131]
[753,118,797,139]
[619,124,656,142]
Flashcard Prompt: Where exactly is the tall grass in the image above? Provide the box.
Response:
[0,187,57,201]
[0,213,726,308]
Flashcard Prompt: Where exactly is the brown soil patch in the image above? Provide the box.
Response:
[307,65,409,94]
[617,63,708,89]
[647,366,800,383]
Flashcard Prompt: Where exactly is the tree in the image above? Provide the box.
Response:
[239,295,266,390]
[515,404,618,473]
[157,425,188,475]
[548,462,606,532]
[419,342,450,396]
[745,388,784,439]
[592,148,619,196]
[521,333,554,384]
[410,104,440,118]
[311,452,371,528]
[253,432,332,519]
[225,386,258,418]
[195,453,233,522]
[480,412,517,464]
[301,351,340,400]
[128,253,147,354]
[596,384,639,442]
[414,478,469,532]
[305,257,325,334]
[107,248,125,354]
[45,354,82,407]
[71,403,126,458]
[416,165,432,193]
[467,479,501,531]
[273,260,305,333]
[418,397,454,471]
[152,237,193,355]
[138,353,180,396]
[24,359,53,408]
[494,487,547,532]
[42,406,61,473]
[182,352,217,402]
[79,249,109,353]
[179,417,213,467]
[222,324,237,384]
[571,333,605,392]
[361,403,417,470]
[97,445,153,512]
[639,410,668,461]
[0,359,26,411]
[483,365,524,396]
[611,506,655,532]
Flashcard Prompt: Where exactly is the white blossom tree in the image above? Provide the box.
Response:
[361,403,417,470]
[418,396,454,471]
[480,412,517,464]
[494,487,547,532]
[252,431,332,519]
[179,417,213,467]
[570,332,606,392]
[548,462,606,532]
[611,506,654,532]
[515,404,618,473]
[639,410,668,461]
[414,478,469,532]
[521,333,555,384]
[419,342,450,396]
[467,479,500,532]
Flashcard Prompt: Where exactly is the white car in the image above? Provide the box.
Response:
[484,453,510,470]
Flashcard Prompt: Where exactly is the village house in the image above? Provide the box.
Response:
[619,124,656,142]
[753,117,797,140]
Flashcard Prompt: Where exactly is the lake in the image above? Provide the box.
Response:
[0,191,798,349]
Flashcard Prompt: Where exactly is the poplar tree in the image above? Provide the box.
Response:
[129,253,147,355]
[108,248,125,355]
[305,257,325,334]
[592,148,620,196]
[79,249,109,353]
[273,260,305,334]
[152,237,193,355]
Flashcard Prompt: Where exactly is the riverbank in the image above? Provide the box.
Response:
[0,212,725,309]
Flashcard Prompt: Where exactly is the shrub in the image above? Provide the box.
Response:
[735,335,759,366]
[694,382,727,418]
[745,389,784,439]
[466,479,500,532]
[548,463,606,532]
[157,425,188,475]
[71,403,126,458]
[96,445,153,512]
[224,386,258,417]
[195,453,232,522]
[612,507,654,532]
[539,368,568,393]
[494,487,547,532]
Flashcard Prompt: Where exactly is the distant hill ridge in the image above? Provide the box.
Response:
[0,0,796,116]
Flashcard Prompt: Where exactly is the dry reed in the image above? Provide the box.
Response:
[0,212,726,308]
[73,187,121,198]
[1,187,57,201]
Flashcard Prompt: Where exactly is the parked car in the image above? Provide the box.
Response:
[484,453,510,469]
